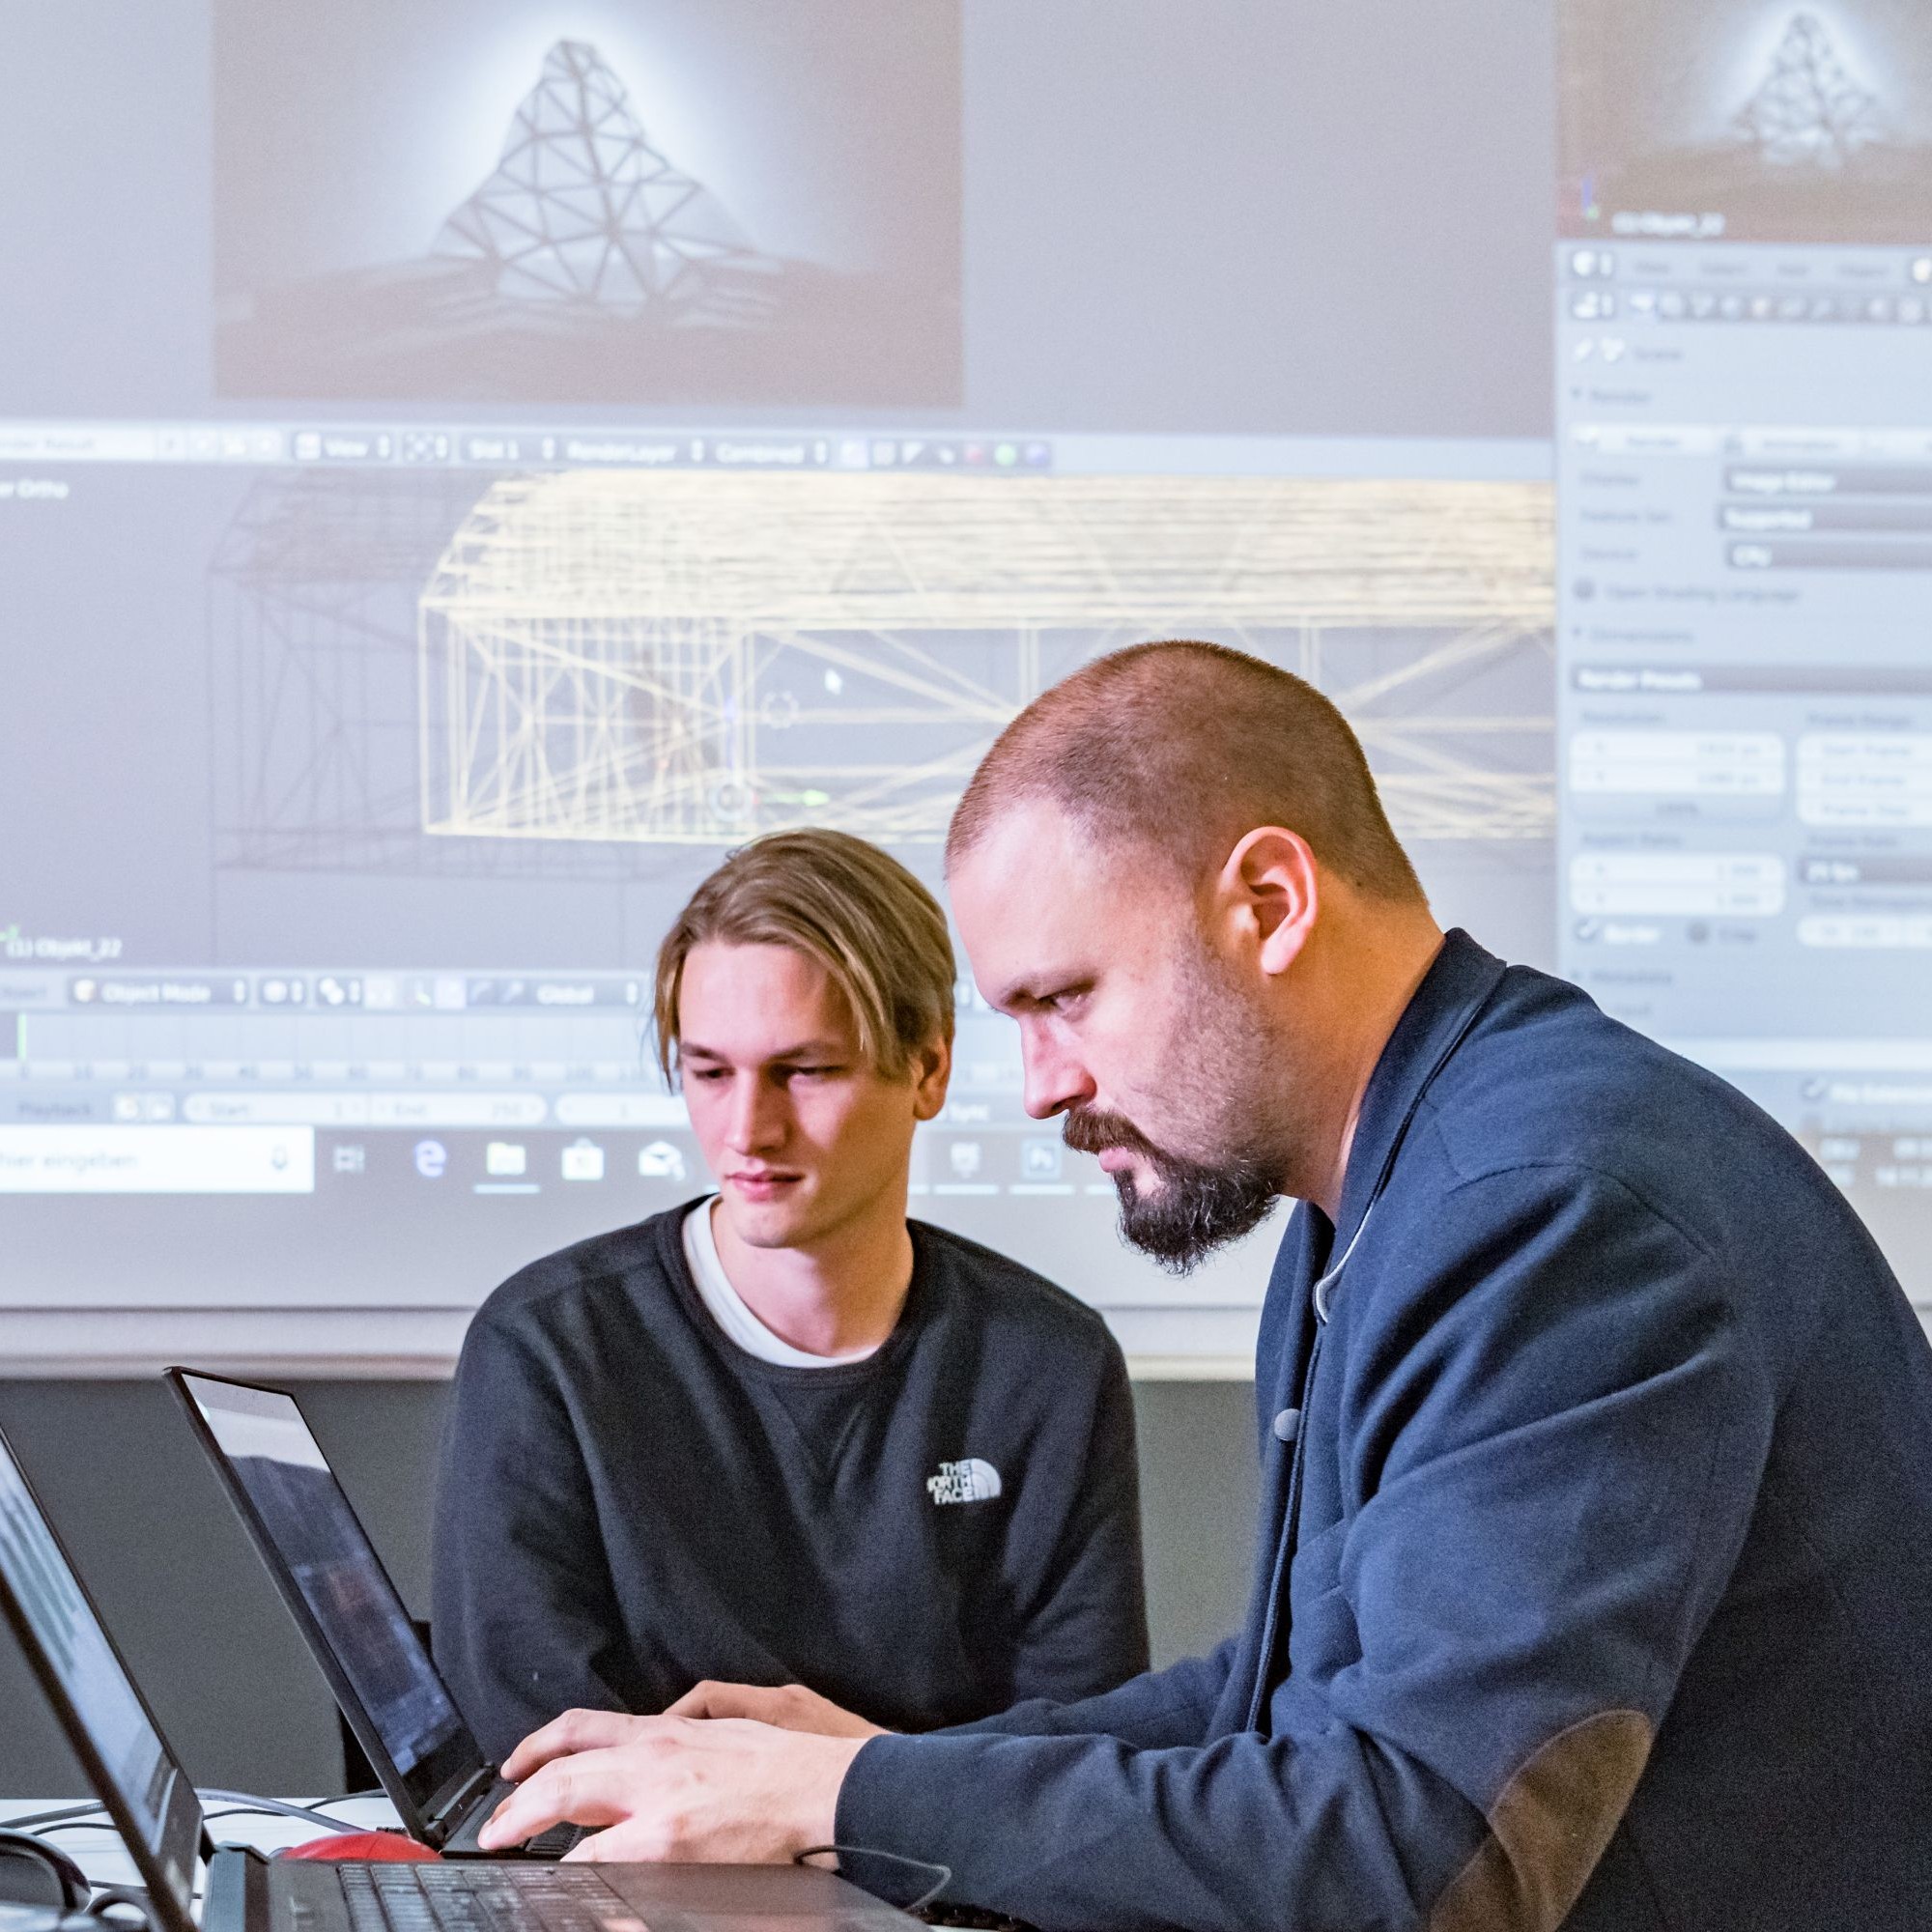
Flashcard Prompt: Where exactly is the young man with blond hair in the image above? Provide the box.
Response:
[434,828,1148,1759]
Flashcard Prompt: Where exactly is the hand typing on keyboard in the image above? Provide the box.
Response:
[476,1702,874,1864]
[661,1680,888,1739]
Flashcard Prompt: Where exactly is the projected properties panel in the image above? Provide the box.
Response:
[1556,1,1932,1301]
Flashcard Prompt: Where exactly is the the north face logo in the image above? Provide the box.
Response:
[925,1457,1003,1505]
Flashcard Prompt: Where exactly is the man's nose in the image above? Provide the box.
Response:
[1019,1027,1095,1122]
[724,1075,786,1151]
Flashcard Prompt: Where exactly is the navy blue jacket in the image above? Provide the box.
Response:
[838,931,1932,1931]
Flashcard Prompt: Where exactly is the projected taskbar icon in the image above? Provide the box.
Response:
[359,1132,695,1195]
[293,1127,1106,1202]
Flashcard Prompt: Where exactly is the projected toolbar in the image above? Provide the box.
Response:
[0,422,1057,474]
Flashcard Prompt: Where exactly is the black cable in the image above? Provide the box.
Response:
[0,1803,106,1831]
[794,1844,952,1916]
[192,1793,364,1834]
[3,1792,365,1837]
[20,1809,338,1849]
[5,1790,370,1883]
[84,1885,161,1930]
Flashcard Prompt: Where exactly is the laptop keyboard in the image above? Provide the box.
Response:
[338,1863,639,1932]
[438,1798,589,1861]
[525,1824,590,1859]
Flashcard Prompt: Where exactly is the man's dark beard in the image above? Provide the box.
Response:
[1064,1106,1279,1274]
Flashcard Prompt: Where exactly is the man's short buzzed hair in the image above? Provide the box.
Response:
[948,639,1425,901]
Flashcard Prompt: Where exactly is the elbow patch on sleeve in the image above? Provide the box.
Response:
[1429,1709,1653,1932]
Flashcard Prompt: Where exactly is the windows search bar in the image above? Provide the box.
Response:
[0,1126,315,1193]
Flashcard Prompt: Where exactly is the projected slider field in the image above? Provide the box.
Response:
[554,1094,690,1127]
[1798,917,1932,950]
[1797,734,1932,827]
[1730,540,1932,570]
[1725,467,1932,498]
[0,1125,315,1193]
[1569,853,1784,917]
[183,1093,549,1126]
[1800,856,1932,885]
[1569,730,1784,796]
[1662,1040,1932,1074]
[1721,504,1932,534]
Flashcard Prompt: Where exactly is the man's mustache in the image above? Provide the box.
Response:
[1062,1107,1165,1165]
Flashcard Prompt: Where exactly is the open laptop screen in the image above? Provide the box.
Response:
[175,1375,469,1785]
[0,1429,201,1928]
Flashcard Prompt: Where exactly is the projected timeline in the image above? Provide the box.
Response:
[0,964,1053,1205]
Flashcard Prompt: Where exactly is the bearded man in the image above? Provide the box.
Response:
[477,641,1932,1932]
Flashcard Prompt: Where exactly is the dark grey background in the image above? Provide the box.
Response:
[0,1378,1258,1797]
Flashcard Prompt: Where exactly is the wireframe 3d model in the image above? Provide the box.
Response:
[1558,0,1932,244]
[213,27,960,404]
[418,471,1554,849]
[434,40,777,323]
[1732,14,1882,169]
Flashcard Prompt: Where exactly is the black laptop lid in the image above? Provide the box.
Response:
[0,1427,203,1932]
[168,1371,480,1829]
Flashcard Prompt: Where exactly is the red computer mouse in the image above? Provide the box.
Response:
[278,1833,441,1862]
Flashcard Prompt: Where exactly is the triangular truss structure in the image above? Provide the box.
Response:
[1732,13,1882,169]
[433,39,775,317]
[418,471,1554,849]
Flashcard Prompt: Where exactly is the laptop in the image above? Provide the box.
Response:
[165,1368,583,1858]
[0,1420,917,1932]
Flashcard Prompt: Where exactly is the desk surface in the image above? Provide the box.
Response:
[0,1794,405,1899]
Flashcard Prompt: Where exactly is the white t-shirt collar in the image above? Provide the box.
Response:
[680,1197,882,1369]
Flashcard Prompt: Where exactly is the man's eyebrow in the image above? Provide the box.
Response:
[991,974,1081,1011]
[679,1038,848,1063]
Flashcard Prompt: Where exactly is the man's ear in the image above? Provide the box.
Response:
[1216,827,1320,980]
[911,1033,952,1122]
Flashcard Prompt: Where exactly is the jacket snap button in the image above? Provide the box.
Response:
[1272,1406,1301,1443]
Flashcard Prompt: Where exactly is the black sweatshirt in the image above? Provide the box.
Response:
[432,1202,1150,1760]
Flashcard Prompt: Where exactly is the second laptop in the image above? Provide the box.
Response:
[168,1367,579,1860]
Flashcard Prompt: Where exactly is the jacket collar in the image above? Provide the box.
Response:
[1329,928,1507,1253]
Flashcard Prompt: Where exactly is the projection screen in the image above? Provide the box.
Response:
[2,0,1928,1371]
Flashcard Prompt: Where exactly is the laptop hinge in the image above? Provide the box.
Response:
[427,1764,498,1832]
[203,1845,270,1932]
